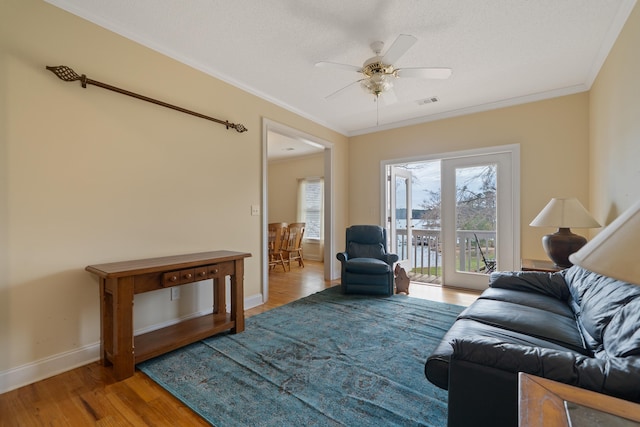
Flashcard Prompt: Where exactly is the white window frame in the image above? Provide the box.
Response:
[297,177,324,242]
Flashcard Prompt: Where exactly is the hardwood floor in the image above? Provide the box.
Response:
[0,260,479,426]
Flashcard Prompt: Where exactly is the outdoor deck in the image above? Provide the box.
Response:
[395,228,496,284]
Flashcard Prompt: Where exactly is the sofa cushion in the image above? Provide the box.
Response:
[450,337,640,404]
[458,299,587,354]
[564,266,640,353]
[425,318,587,390]
[490,270,570,301]
[603,297,640,357]
[478,287,575,319]
[348,242,385,259]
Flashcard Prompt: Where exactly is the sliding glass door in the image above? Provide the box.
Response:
[441,151,516,290]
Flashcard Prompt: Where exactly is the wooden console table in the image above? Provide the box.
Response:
[86,250,251,380]
[519,373,640,426]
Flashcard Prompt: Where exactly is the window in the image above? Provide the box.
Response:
[297,178,324,241]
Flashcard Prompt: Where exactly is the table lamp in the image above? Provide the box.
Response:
[530,198,600,268]
[569,199,640,285]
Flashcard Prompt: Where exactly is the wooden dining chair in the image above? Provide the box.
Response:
[283,222,305,269]
[268,222,289,272]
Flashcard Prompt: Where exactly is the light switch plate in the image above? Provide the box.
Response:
[251,205,260,216]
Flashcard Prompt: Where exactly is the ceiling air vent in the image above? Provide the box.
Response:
[417,97,439,105]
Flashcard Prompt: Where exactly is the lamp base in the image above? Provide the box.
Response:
[542,228,587,268]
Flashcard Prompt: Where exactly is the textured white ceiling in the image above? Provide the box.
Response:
[46,0,636,137]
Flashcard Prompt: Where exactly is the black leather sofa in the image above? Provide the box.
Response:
[425,265,640,427]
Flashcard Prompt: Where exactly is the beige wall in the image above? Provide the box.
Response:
[589,2,640,224]
[268,154,324,223]
[0,0,348,388]
[349,93,591,261]
[268,153,325,260]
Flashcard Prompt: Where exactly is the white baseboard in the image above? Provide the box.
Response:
[0,342,101,394]
[0,294,266,394]
[245,293,264,310]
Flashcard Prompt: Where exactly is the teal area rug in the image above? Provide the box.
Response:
[138,286,463,426]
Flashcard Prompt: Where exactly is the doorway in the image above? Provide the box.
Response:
[262,119,335,303]
[383,145,520,290]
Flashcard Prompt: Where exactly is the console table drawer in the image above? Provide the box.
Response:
[163,268,195,286]
[163,265,223,286]
[195,266,208,280]
[208,265,220,277]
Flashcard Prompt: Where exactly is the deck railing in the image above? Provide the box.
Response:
[394,229,496,283]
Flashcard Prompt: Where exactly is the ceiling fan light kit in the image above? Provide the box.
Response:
[360,72,393,97]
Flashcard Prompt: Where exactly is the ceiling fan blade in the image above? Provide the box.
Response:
[324,79,364,100]
[396,67,452,79]
[381,34,417,65]
[315,61,362,73]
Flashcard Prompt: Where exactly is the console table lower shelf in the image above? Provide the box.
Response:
[134,312,234,364]
[86,250,251,380]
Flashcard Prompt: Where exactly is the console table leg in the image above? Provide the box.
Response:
[231,259,245,333]
[111,276,135,380]
[99,278,111,367]
[213,277,225,315]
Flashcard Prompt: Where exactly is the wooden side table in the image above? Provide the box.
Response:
[86,250,251,380]
[519,373,640,426]
[521,258,564,273]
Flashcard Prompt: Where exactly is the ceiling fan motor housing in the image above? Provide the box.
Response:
[362,58,395,77]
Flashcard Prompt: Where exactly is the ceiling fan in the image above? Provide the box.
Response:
[316,34,452,101]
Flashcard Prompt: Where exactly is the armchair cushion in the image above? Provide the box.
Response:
[344,257,391,274]
[348,242,386,259]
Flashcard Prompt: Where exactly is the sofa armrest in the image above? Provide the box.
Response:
[489,271,570,300]
[336,252,348,263]
[451,337,640,403]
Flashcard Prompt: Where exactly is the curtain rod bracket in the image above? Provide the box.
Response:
[46,65,248,133]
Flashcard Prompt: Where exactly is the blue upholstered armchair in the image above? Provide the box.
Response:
[336,225,399,296]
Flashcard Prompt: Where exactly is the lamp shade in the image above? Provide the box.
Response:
[569,200,640,285]
[529,198,601,228]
